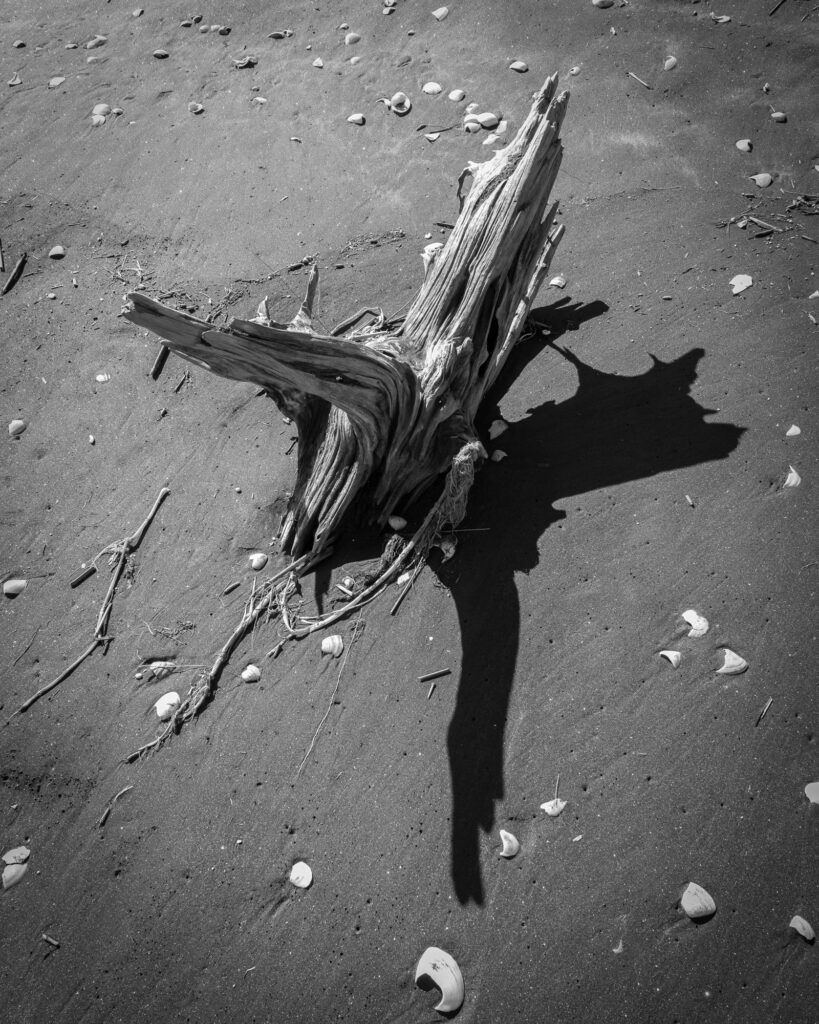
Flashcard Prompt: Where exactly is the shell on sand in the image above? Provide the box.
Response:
[681,882,716,919]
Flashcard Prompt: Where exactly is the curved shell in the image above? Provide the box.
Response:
[448,88,465,101]
[716,648,748,675]
[770,111,786,123]
[422,81,442,95]
[92,103,111,116]
[2,861,28,890]
[90,113,106,127]
[3,578,27,597]
[750,173,773,188]
[509,60,528,73]
[415,946,464,1013]
[736,138,752,152]
[389,91,411,114]
[682,609,709,638]
[681,881,716,919]
[321,634,344,658]
[249,551,268,571]
[2,845,30,865]
[541,797,567,817]
[8,418,27,436]
[154,691,181,721]
[477,112,499,129]
[241,664,261,683]
[659,649,682,669]
[784,465,801,488]
[789,915,815,942]
[805,781,819,804]
[499,829,520,858]
[289,861,312,888]
[347,112,365,125]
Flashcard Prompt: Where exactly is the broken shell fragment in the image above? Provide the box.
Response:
[716,648,748,675]
[660,650,682,669]
[48,76,66,89]
[92,103,111,117]
[509,60,528,73]
[592,0,614,6]
[344,32,361,45]
[388,515,407,531]
[482,133,500,146]
[8,72,22,86]
[736,138,752,152]
[347,113,365,125]
[232,55,257,68]
[312,57,324,68]
[663,56,678,71]
[499,829,520,858]
[49,244,66,259]
[549,274,566,288]
[448,88,465,101]
[8,419,27,437]
[422,81,442,95]
[681,882,716,919]
[770,111,787,123]
[321,635,344,657]
[805,781,819,804]
[789,915,815,942]
[415,947,464,1014]
[490,449,507,462]
[289,861,312,888]
[431,7,450,21]
[730,274,752,295]
[783,465,801,488]
[2,862,28,890]
[241,664,261,683]
[1,845,30,865]
[464,121,481,134]
[786,425,801,437]
[12,40,25,48]
[153,691,181,721]
[90,114,106,127]
[249,551,268,571]
[489,419,508,440]
[569,65,581,76]
[682,609,709,638]
[750,173,773,188]
[541,797,567,817]
[388,91,411,114]
[3,579,27,598]
[188,102,204,114]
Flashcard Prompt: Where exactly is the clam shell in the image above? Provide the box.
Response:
[48,77,66,89]
[415,947,464,1013]
[786,425,801,437]
[431,7,450,21]
[422,81,442,95]
[289,861,312,888]
[569,65,581,75]
[321,634,344,657]
[464,121,481,133]
[730,274,752,295]
[448,88,465,101]
[784,465,801,488]
[770,111,786,123]
[465,102,479,114]
[12,40,25,48]
[92,103,111,117]
[735,138,752,152]
[153,691,181,721]
[663,55,677,71]
[805,781,819,804]
[347,113,365,125]
[2,862,28,890]
[477,111,499,129]
[188,102,205,114]
[241,664,261,683]
[90,114,106,127]
[1,845,30,865]
[499,829,520,858]
[682,609,709,638]
[3,578,27,597]
[153,49,169,59]
[750,173,773,188]
[660,650,682,668]
[716,648,748,675]
[509,60,528,73]
[8,72,22,86]
[389,91,411,114]
[789,915,815,942]
[49,244,66,258]
[489,419,508,440]
[388,515,407,530]
[344,32,361,45]
[592,0,614,6]
[681,881,716,919]
[549,274,566,288]
[8,419,27,436]
[541,797,567,817]
[249,551,268,571]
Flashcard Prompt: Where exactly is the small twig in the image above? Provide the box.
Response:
[768,0,787,14]
[41,934,60,949]
[97,784,134,827]
[627,72,651,89]
[12,626,40,665]
[755,697,773,728]
[149,344,170,381]
[1,252,27,295]
[418,668,451,683]
[554,773,561,800]
[8,640,101,719]
[0,235,4,272]
[70,564,97,588]
[389,560,423,616]
[427,681,436,699]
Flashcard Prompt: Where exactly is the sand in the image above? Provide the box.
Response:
[1,1,817,1021]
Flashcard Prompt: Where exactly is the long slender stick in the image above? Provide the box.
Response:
[1,252,27,295]
[8,640,100,719]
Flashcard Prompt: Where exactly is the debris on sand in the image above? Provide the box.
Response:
[431,7,450,21]
[729,273,752,294]
[681,881,716,919]
[783,465,801,487]
[415,947,464,1013]
[289,861,312,888]
[716,648,748,675]
[789,915,815,942]
[499,829,520,857]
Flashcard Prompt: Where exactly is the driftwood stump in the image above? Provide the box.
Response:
[123,76,568,557]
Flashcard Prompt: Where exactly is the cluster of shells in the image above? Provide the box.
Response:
[89,102,123,127]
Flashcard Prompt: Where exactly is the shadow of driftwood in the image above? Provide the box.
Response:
[438,298,745,903]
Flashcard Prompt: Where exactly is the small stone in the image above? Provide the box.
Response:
[509,60,528,73]
[347,112,365,125]
[49,245,66,259]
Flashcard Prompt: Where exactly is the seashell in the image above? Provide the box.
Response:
[396,570,413,587]
[499,829,520,857]
[268,29,294,39]
[249,552,268,571]
[735,138,752,152]
[181,19,193,28]
[95,373,110,383]
[218,26,231,36]
[188,102,204,114]
[682,609,709,638]
[199,25,209,33]
[8,419,27,437]
[133,9,144,16]
[312,57,324,68]
[153,49,169,59]
[8,72,22,86]
[770,111,786,123]
[569,65,581,76]
[448,88,465,101]
[663,56,677,71]
[345,32,361,45]
[464,121,481,133]
[48,77,66,89]
[489,419,508,440]
[2,862,28,890]
[89,435,95,444]
[13,40,25,48]
[497,121,509,136]
[592,0,614,6]
[342,576,355,590]
[321,635,344,657]
[465,102,479,114]
[3,578,27,598]
[729,274,752,295]
[347,113,365,125]
[681,881,716,919]
[348,55,362,66]
[210,26,220,32]
[86,35,107,49]
[805,781,819,804]
[549,274,566,288]
[388,515,407,531]
[389,91,411,114]
[232,56,257,69]
[789,915,815,942]
[660,650,682,668]
[783,465,801,487]
[241,664,261,683]
[431,7,450,21]
[541,797,567,817]
[710,12,731,22]
[509,60,528,73]
[251,96,267,105]
[750,173,772,188]
[437,535,457,562]
[482,133,500,146]
[716,648,748,675]
[477,112,499,129]
[90,114,106,127]
[289,861,312,888]
[65,43,78,49]
[490,449,507,462]
[2,845,30,865]
[422,81,442,95]
[92,103,111,117]
[339,22,349,30]
[153,691,181,721]
[786,425,800,437]
[415,947,464,1013]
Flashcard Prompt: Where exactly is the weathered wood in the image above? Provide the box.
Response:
[122,75,568,556]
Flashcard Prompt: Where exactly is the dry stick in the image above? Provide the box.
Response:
[97,784,134,827]
[419,668,450,683]
[755,697,773,728]
[149,344,170,381]
[9,640,101,719]
[768,0,788,14]
[389,559,424,616]
[0,236,4,272]
[627,72,651,89]
[1,252,27,295]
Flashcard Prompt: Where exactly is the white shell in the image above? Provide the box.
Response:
[464,121,481,133]
[147,660,176,680]
[569,65,581,76]
[312,57,323,67]
[682,609,709,638]
[344,32,361,45]
[489,419,508,440]
[8,72,22,86]
[8,418,27,436]
[241,664,261,683]
[730,274,752,295]
[681,881,716,919]
[289,860,312,888]
[784,465,801,488]
[92,103,111,116]
[789,915,815,942]
[509,60,528,73]
[448,88,465,101]
[1,845,30,865]
[321,635,344,657]
[541,797,567,817]
[153,49,169,59]
[549,274,566,288]
[770,111,786,123]
[465,102,479,115]
[431,7,450,21]
[389,91,411,114]
[735,138,752,152]
[499,829,520,857]
[750,173,773,188]
[805,781,819,804]
[49,245,66,258]
[3,578,27,597]
[716,648,748,675]
[477,112,499,129]
[188,102,204,114]
[2,862,28,890]
[422,81,442,95]
[91,114,106,127]
[786,425,801,437]
[154,691,181,721]
[593,0,614,6]
[252,97,268,105]
[48,76,66,89]
[663,56,677,71]
[111,107,123,115]
[249,551,268,571]
[347,113,365,125]
[490,449,507,462]
[415,947,464,1013]
[660,650,682,668]
[388,515,407,530]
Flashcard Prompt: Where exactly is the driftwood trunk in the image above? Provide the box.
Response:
[123,76,568,556]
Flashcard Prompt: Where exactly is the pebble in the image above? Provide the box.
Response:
[153,49,169,59]
[344,32,361,45]
[3,578,27,597]
[509,60,528,73]
[347,113,365,125]
[48,77,66,89]
[448,88,465,101]
[422,82,442,95]
[8,419,27,437]
[49,244,66,258]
